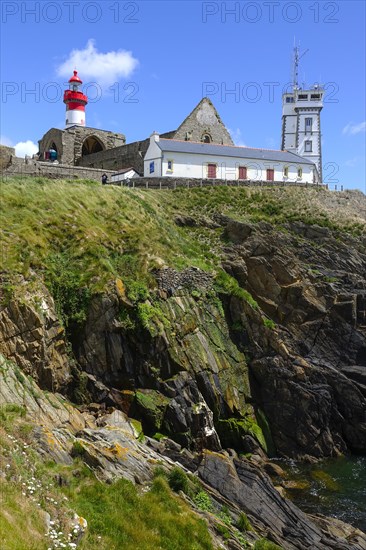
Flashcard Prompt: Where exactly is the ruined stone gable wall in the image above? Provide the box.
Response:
[173,99,234,145]
[78,138,150,174]
[38,129,69,164]
[38,127,126,166]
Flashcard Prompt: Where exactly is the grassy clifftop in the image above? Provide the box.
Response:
[2,177,365,290]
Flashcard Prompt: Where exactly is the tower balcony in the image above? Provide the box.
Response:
[63,90,88,105]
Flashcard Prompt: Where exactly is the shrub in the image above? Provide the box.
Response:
[0,404,26,424]
[71,440,86,458]
[193,491,213,512]
[216,523,231,540]
[218,505,232,526]
[253,538,283,550]
[214,271,258,309]
[168,467,189,494]
[236,512,252,532]
[263,317,276,330]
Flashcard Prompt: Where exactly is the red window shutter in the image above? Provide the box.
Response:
[238,166,247,180]
[208,164,216,178]
[266,169,274,181]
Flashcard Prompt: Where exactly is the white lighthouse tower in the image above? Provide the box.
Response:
[281,47,323,181]
[63,70,88,128]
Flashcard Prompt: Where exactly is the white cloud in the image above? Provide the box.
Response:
[15,140,38,158]
[229,128,246,147]
[56,39,138,87]
[342,121,366,136]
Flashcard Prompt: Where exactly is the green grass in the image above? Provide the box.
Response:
[0,416,214,550]
[69,475,214,550]
[253,538,283,550]
[0,480,49,550]
[1,178,364,331]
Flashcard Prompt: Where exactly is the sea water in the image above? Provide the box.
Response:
[277,455,366,531]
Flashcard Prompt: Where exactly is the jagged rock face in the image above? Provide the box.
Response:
[1,217,365,460]
[222,219,366,457]
[75,288,252,451]
[0,283,71,391]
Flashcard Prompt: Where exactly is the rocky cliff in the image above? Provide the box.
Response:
[1,178,365,549]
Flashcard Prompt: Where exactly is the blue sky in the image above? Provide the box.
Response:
[1,0,365,191]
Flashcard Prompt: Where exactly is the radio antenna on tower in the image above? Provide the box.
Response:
[292,40,309,90]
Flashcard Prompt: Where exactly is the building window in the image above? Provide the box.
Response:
[149,161,154,174]
[266,169,274,181]
[286,96,294,103]
[238,166,247,180]
[298,94,308,100]
[311,94,321,100]
[297,168,303,179]
[202,133,212,143]
[207,163,217,178]
[283,166,289,177]
[167,159,173,172]
[305,140,312,152]
[305,117,313,132]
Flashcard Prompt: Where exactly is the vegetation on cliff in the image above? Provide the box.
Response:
[1,177,366,549]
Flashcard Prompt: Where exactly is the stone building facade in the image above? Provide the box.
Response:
[75,98,234,173]
[38,126,125,166]
[172,97,234,144]
[36,97,234,174]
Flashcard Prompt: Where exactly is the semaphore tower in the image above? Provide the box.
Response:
[281,46,323,181]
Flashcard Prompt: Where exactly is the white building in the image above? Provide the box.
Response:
[110,167,140,184]
[281,87,323,181]
[281,47,323,180]
[144,133,319,184]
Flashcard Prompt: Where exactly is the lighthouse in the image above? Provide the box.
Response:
[63,70,88,128]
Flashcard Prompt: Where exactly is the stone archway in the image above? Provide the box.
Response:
[82,135,105,156]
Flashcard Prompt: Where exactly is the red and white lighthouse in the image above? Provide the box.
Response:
[63,70,88,128]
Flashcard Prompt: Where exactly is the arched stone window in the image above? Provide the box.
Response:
[201,133,212,143]
[82,136,105,156]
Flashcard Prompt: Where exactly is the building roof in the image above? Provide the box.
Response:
[156,139,315,165]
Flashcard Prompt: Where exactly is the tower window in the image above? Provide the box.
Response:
[305,118,313,133]
[286,97,294,103]
[298,94,308,100]
[305,141,312,152]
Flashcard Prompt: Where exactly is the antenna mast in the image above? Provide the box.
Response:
[292,43,309,90]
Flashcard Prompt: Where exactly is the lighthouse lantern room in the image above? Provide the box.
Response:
[63,70,88,128]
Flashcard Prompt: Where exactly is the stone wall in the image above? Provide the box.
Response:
[119,177,324,189]
[38,127,126,166]
[2,158,115,182]
[78,138,150,174]
[0,144,15,170]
